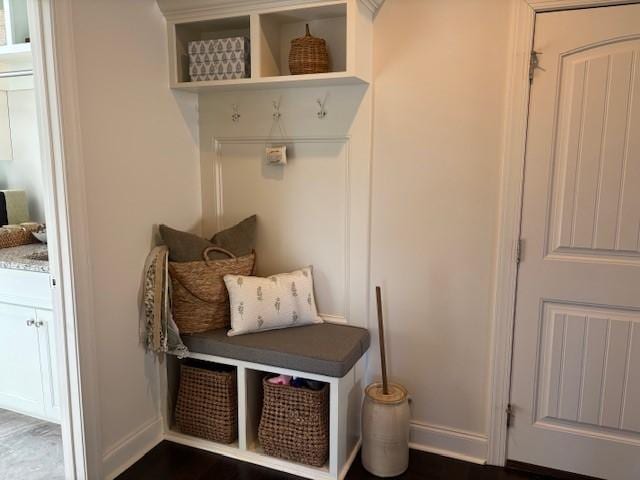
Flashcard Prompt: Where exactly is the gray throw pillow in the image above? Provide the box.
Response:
[160,215,257,262]
[211,214,256,257]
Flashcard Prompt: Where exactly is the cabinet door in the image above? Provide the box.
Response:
[35,309,60,422]
[0,303,45,417]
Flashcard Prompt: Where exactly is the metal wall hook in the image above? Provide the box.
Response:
[272,100,282,121]
[316,97,327,119]
[231,104,240,122]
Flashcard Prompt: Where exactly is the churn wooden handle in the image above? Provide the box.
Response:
[376,286,390,395]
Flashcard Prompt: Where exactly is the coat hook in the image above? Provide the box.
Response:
[316,98,327,119]
[231,104,240,122]
[272,100,282,121]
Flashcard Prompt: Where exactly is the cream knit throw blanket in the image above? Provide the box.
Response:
[142,246,187,356]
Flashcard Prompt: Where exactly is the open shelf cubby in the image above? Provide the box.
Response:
[258,4,346,78]
[165,356,240,448]
[173,15,251,84]
[161,0,373,91]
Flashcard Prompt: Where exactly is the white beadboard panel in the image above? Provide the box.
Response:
[558,314,587,422]
[548,40,640,263]
[214,137,349,320]
[622,323,640,432]
[578,316,608,425]
[537,302,640,438]
[600,320,631,429]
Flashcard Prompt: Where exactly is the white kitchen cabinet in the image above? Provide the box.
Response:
[0,303,44,416]
[0,268,59,422]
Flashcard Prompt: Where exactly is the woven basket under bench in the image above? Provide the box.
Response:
[258,378,329,467]
[175,364,238,444]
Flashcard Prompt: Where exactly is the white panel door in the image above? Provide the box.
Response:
[509,5,640,479]
[0,302,44,417]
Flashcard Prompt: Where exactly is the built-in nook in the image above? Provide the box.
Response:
[153,2,381,479]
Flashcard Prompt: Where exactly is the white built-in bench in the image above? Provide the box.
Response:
[161,323,370,480]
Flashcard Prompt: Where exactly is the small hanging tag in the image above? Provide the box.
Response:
[265,145,287,165]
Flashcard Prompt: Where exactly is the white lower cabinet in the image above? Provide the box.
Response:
[0,301,60,422]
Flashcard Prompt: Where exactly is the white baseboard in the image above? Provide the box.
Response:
[101,417,486,478]
[409,421,487,465]
[102,416,164,480]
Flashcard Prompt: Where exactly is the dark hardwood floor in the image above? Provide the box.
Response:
[117,441,572,479]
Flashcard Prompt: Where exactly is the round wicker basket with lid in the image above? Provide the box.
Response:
[288,24,329,75]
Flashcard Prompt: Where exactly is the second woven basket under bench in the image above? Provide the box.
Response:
[258,377,329,467]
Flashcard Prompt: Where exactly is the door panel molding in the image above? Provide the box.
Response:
[535,302,640,434]
[488,0,640,467]
[545,38,640,264]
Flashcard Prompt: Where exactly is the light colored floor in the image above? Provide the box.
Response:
[0,408,64,480]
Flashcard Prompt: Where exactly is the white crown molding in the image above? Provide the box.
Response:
[359,0,385,15]
[156,0,385,22]
[526,0,640,11]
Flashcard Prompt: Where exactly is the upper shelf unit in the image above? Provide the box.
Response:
[156,0,383,91]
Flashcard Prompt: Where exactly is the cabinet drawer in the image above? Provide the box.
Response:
[0,268,52,308]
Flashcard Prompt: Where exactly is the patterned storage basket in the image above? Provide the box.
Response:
[168,247,255,334]
[175,364,238,444]
[288,24,329,75]
[258,378,329,467]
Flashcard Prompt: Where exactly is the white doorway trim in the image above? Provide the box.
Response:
[487,0,640,467]
[27,0,102,478]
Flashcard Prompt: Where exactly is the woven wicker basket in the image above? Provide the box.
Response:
[259,378,329,467]
[169,247,255,334]
[0,224,39,249]
[288,24,329,75]
[175,364,238,444]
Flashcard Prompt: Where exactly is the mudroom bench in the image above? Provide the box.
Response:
[161,323,370,480]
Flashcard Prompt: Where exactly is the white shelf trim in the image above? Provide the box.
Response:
[157,0,384,21]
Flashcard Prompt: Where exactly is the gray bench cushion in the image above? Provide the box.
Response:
[182,323,370,378]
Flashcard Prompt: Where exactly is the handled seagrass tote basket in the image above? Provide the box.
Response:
[169,246,255,333]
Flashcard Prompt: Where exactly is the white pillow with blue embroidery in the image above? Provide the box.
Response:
[224,266,323,336]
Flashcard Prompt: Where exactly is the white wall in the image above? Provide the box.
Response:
[368,0,511,459]
[199,83,373,329]
[68,0,201,474]
[64,0,514,472]
[0,89,46,223]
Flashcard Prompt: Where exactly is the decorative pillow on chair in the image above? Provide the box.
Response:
[224,266,323,336]
[160,215,256,262]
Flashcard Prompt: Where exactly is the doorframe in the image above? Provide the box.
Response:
[27,0,102,478]
[487,0,640,467]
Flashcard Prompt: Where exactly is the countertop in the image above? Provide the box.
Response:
[0,243,49,273]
